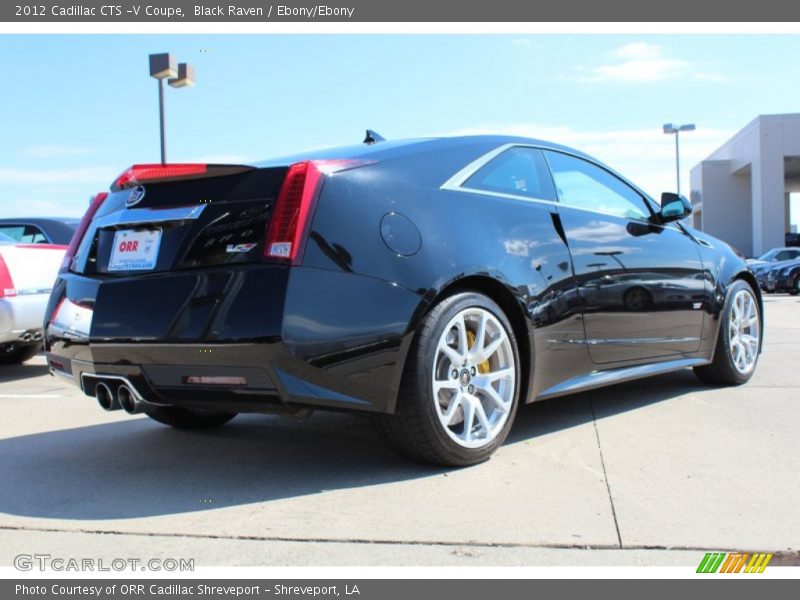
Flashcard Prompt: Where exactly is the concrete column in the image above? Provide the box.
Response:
[786,193,792,235]
[751,127,786,255]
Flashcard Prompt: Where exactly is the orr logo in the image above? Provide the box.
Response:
[118,240,139,253]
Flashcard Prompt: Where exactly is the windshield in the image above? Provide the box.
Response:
[0,232,14,244]
[756,249,780,261]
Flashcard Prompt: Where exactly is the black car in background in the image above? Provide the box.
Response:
[44,136,763,466]
[764,259,800,294]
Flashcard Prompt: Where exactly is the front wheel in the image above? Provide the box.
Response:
[694,280,761,386]
[373,292,521,467]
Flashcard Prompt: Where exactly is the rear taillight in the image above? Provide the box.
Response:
[61,192,108,272]
[112,164,207,190]
[111,163,255,191]
[0,254,15,298]
[264,159,376,266]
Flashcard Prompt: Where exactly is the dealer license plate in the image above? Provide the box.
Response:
[108,229,162,272]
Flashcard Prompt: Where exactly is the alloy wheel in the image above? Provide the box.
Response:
[432,307,516,449]
[728,288,760,374]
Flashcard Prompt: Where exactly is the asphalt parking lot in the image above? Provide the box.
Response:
[0,295,798,568]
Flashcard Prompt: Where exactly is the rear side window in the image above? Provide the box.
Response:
[544,150,651,220]
[463,147,557,201]
[0,225,48,243]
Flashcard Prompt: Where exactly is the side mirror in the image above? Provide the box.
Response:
[657,192,692,223]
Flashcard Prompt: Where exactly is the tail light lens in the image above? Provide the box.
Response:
[112,164,208,190]
[61,192,108,272]
[111,163,254,191]
[0,254,16,298]
[264,159,376,266]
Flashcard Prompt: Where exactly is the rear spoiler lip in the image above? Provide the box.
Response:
[110,163,258,192]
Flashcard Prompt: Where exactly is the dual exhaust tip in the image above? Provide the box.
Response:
[19,330,44,343]
[95,381,144,414]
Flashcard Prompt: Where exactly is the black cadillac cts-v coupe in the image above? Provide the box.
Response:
[44,135,763,466]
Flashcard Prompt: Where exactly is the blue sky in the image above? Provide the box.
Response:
[1,34,799,221]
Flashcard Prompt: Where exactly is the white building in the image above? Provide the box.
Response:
[690,113,800,257]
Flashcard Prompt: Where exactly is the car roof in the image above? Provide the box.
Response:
[254,135,597,167]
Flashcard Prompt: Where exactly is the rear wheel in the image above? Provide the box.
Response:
[373,292,521,467]
[694,280,761,386]
[0,343,40,365]
[791,274,800,296]
[144,406,237,429]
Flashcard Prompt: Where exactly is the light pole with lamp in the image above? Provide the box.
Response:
[149,53,195,164]
[662,123,695,196]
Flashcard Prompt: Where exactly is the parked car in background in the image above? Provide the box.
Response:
[764,259,800,294]
[0,217,80,245]
[747,247,800,269]
[1,229,69,364]
[44,136,763,466]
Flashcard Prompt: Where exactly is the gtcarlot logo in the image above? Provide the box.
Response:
[13,553,194,572]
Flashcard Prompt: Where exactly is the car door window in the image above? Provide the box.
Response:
[463,147,557,201]
[544,151,651,220]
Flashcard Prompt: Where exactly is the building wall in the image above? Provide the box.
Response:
[691,114,800,257]
[691,160,752,255]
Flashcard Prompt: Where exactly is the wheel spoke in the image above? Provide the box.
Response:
[442,391,463,426]
[478,335,504,363]
[433,379,459,394]
[480,383,511,414]
[440,343,463,368]
[472,311,488,357]
[472,397,492,436]
[455,315,469,359]
[461,395,476,442]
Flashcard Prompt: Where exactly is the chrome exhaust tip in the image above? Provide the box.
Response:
[96,382,120,411]
[118,384,143,414]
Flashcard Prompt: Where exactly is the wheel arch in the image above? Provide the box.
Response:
[389,273,533,414]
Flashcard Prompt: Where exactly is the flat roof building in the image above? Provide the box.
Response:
[690,114,800,257]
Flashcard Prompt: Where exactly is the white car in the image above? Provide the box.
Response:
[0,233,66,364]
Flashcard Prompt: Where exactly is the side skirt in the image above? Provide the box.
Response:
[535,357,710,401]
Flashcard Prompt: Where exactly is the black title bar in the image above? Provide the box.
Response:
[3,0,800,22]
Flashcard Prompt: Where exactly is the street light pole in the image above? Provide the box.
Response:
[149,53,195,165]
[157,77,166,164]
[663,123,696,196]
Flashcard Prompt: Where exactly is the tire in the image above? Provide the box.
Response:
[144,406,237,430]
[694,280,761,386]
[0,343,41,365]
[791,275,800,296]
[373,292,521,467]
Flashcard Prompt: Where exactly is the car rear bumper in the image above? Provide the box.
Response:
[44,264,426,414]
[0,295,48,345]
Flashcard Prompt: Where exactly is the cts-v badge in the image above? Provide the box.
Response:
[226,243,257,253]
[126,185,146,207]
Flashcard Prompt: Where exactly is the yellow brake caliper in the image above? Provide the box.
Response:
[466,330,491,374]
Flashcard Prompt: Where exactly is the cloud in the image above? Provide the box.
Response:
[21,145,93,158]
[443,123,736,199]
[580,43,726,84]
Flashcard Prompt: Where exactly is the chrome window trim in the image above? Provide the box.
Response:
[441,142,661,223]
